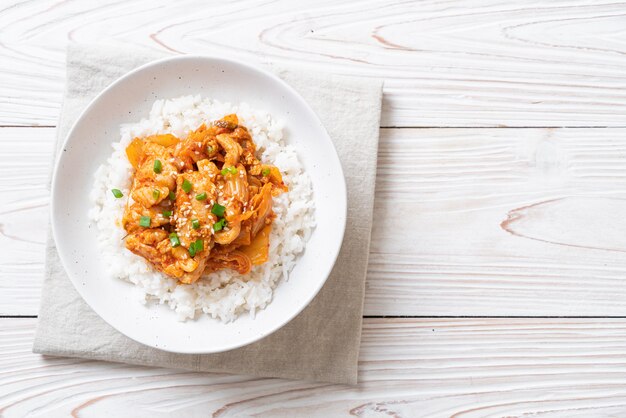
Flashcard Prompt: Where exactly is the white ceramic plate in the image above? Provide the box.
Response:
[51,56,346,354]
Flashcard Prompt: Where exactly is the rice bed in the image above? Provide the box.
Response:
[88,95,315,322]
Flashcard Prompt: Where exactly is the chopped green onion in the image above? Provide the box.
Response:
[261,168,270,177]
[213,218,227,232]
[111,189,123,198]
[195,192,207,201]
[189,238,204,257]
[220,166,237,176]
[211,203,226,217]
[152,189,160,200]
[153,159,162,173]
[207,145,214,153]
[162,210,172,217]
[169,232,180,247]
[188,239,203,257]
[191,219,200,229]
[139,216,151,228]
[168,191,176,200]
[182,179,192,193]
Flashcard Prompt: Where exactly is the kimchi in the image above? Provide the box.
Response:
[121,114,287,284]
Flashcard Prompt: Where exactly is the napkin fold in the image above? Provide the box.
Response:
[33,44,382,385]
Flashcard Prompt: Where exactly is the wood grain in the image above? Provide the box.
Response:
[1,0,626,127]
[5,127,626,316]
[3,318,626,417]
[0,128,52,315]
[367,127,626,316]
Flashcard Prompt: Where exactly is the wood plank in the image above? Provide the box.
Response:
[367,127,626,316]
[3,318,626,416]
[1,0,626,127]
[0,128,52,315]
[4,127,626,316]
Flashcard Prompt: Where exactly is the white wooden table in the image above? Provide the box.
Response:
[3,1,626,416]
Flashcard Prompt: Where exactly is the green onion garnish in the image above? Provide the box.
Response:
[195,192,207,201]
[111,189,123,198]
[189,238,204,257]
[220,166,237,176]
[213,218,227,232]
[262,168,270,177]
[189,239,204,257]
[188,239,204,257]
[153,159,162,173]
[162,210,172,217]
[211,203,225,217]
[191,219,200,229]
[169,232,180,247]
[207,145,214,153]
[152,189,160,200]
[182,179,192,193]
[168,191,176,200]
[139,216,151,227]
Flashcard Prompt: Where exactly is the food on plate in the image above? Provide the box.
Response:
[90,96,315,321]
[121,115,287,284]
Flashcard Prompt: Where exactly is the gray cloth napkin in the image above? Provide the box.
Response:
[33,44,382,385]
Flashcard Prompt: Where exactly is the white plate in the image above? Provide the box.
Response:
[51,56,346,354]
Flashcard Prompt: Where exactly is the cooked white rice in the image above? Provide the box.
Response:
[88,95,315,321]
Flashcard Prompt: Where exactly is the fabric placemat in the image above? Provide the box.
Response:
[33,43,382,385]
